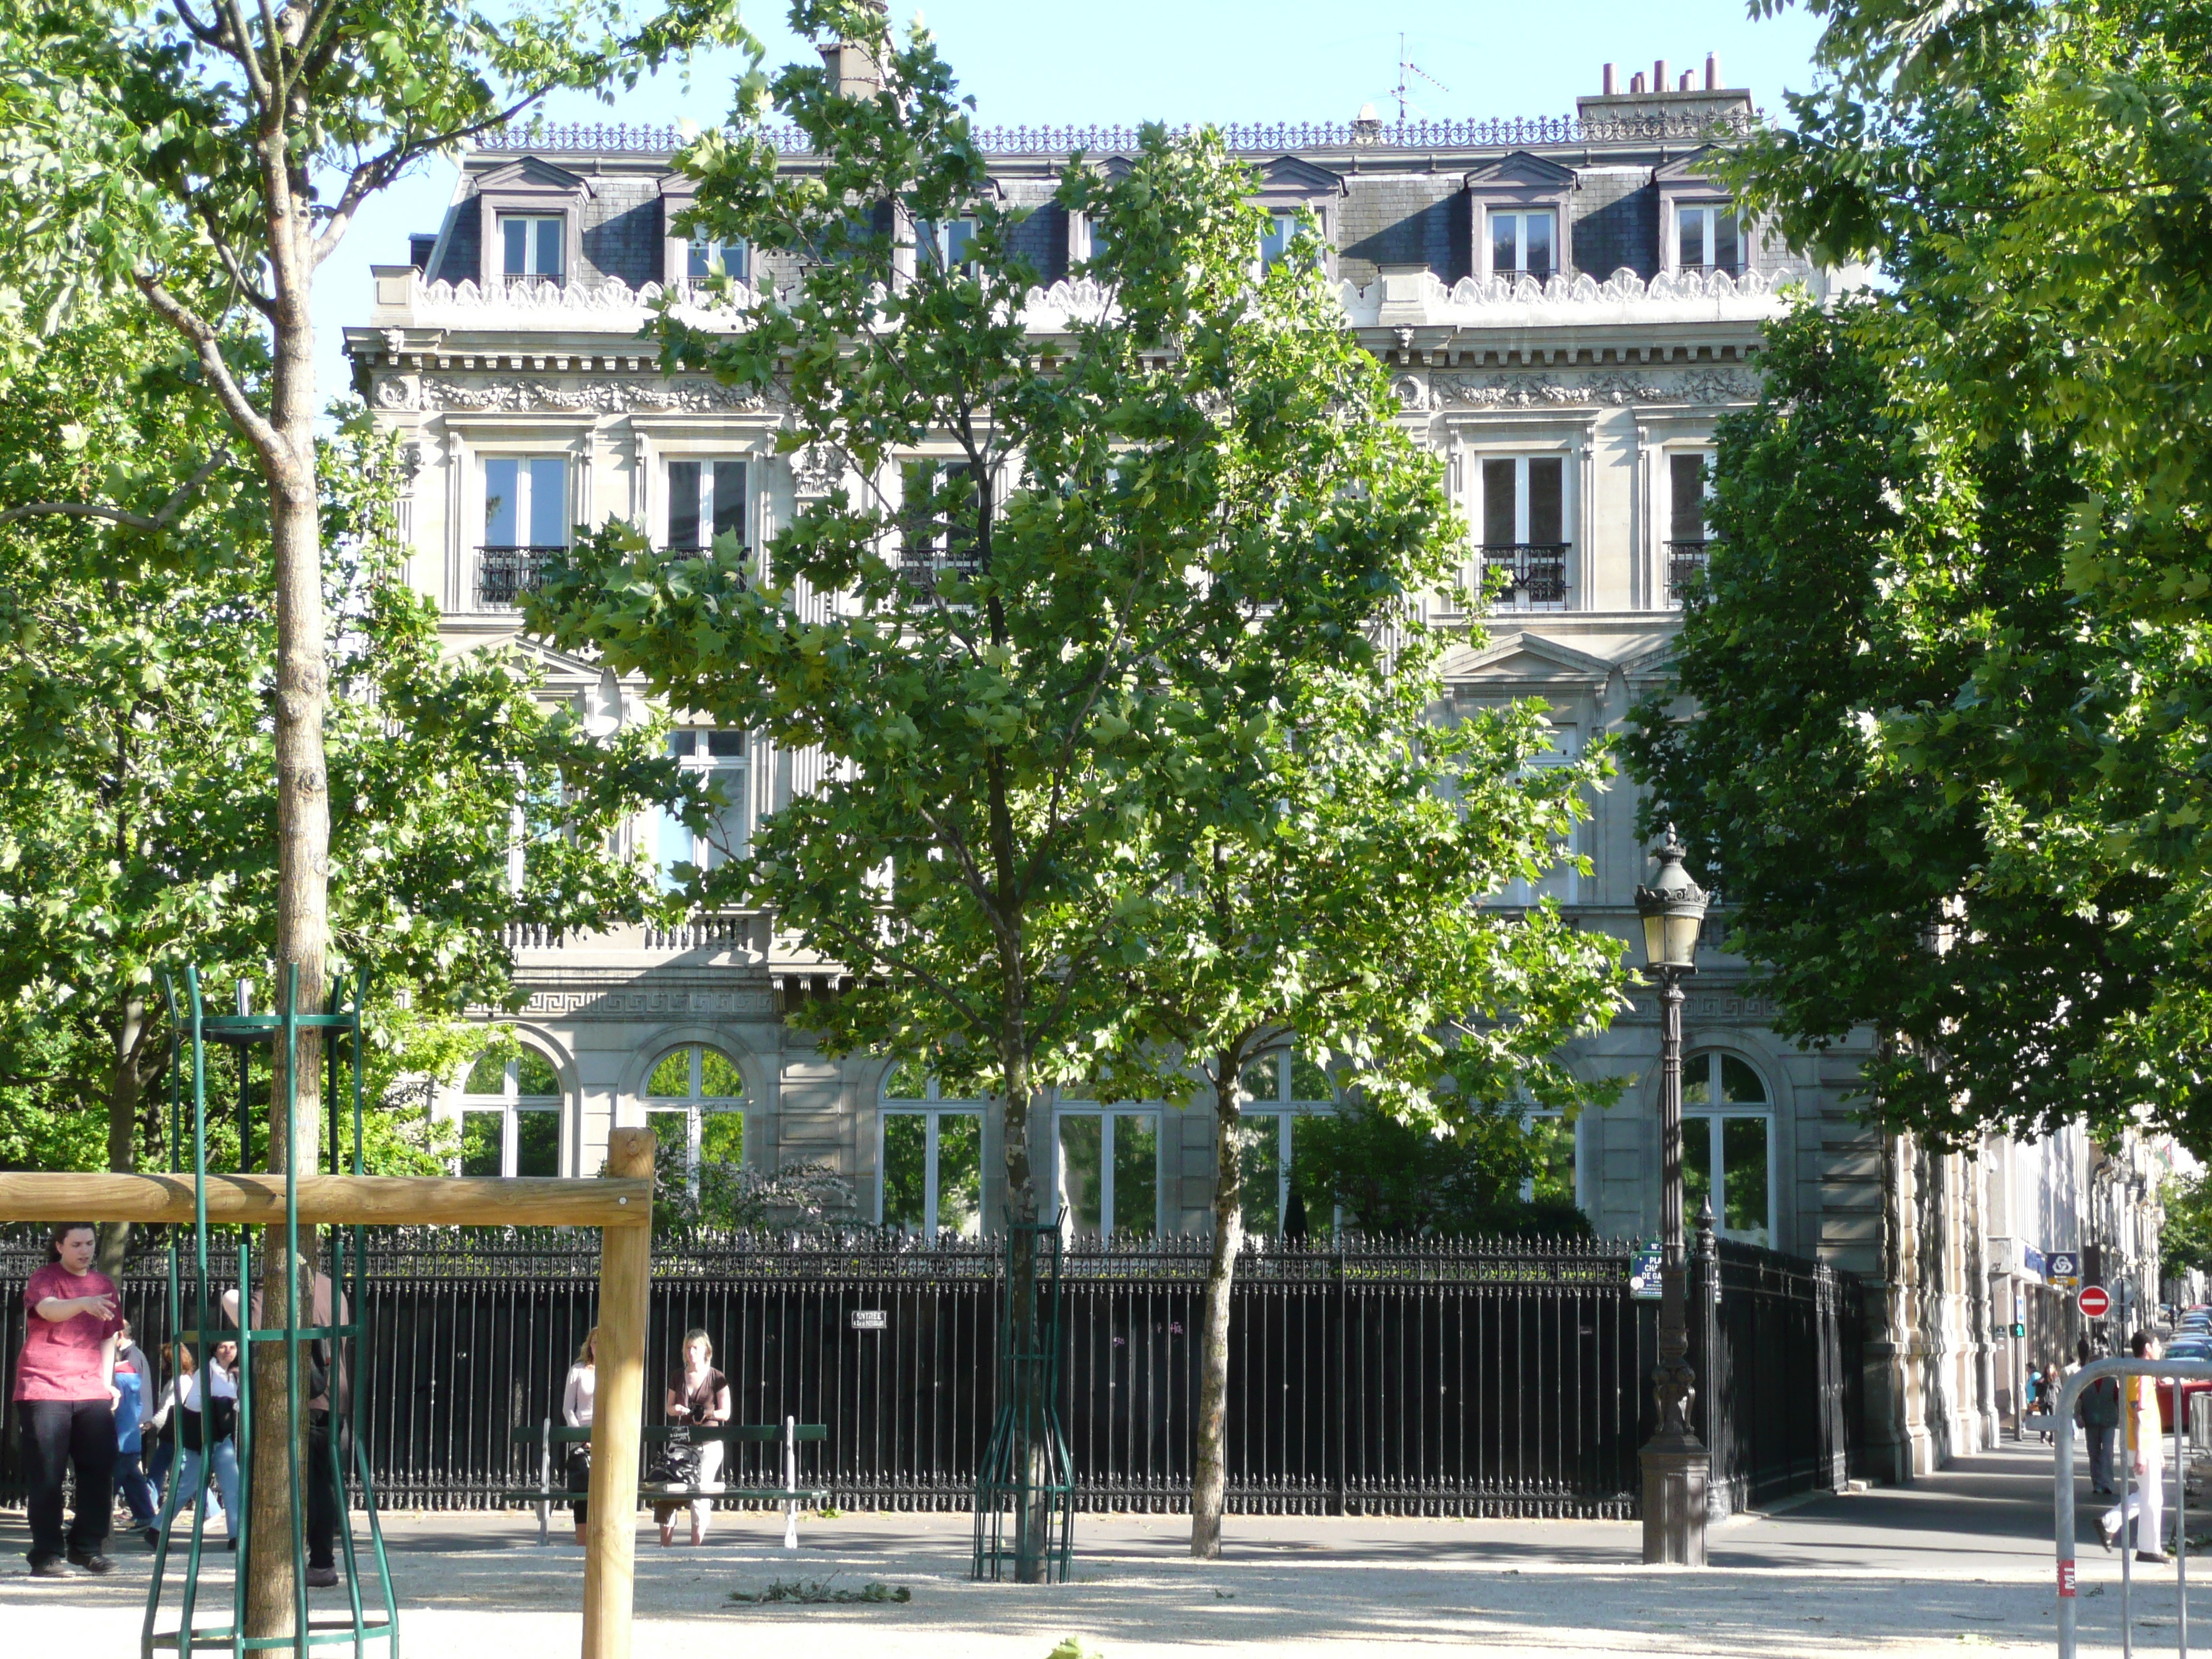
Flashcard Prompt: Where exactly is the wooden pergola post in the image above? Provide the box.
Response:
[0,1138,658,1659]
[582,1127,655,1659]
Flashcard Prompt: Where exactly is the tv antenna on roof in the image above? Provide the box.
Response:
[1394,33,1449,123]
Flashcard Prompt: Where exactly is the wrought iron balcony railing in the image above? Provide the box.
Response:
[477,546,563,607]
[1483,543,1569,609]
[896,547,985,598]
[1667,539,1712,601]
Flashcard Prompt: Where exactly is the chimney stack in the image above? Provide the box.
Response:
[1653,59,1668,93]
[1676,70,1691,90]
[1705,52,1721,89]
[1630,70,1647,94]
[1602,61,1617,95]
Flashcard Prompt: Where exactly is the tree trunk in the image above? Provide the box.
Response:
[1192,1055,1245,1559]
[96,993,149,1280]
[243,173,330,1645]
[997,1045,1056,1583]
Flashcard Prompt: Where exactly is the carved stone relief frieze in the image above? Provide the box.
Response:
[504,988,778,1020]
[415,376,775,415]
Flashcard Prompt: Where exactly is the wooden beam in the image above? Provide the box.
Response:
[583,1127,655,1659]
[0,1172,653,1228]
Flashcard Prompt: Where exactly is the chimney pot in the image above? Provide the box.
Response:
[1654,58,1668,92]
[1630,71,1647,94]
[1706,52,1721,90]
[1602,61,1617,96]
[1678,71,1692,90]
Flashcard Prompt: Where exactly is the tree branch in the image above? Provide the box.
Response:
[135,277,287,467]
[0,449,231,533]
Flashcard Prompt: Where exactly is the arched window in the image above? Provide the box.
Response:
[1683,1053,1773,1247]
[878,1063,983,1237]
[1234,1051,1336,1236]
[458,1046,563,1177]
[644,1045,747,1193]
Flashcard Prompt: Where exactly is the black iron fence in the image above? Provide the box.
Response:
[0,1231,1862,1519]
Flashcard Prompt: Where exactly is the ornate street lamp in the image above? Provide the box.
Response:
[1636,825,1711,1565]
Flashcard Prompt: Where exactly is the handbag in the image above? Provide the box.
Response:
[645,1427,701,1488]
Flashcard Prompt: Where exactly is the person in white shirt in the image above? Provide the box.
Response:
[148,1341,240,1548]
[562,1328,598,1546]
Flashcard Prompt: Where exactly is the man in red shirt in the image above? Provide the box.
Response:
[13,1221,124,1575]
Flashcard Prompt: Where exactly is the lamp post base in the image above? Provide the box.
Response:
[1640,1441,1710,1566]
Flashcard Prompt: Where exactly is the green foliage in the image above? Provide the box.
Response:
[1292,1097,1591,1238]
[2161,1174,2212,1281]
[530,4,1465,1218]
[1634,0,2212,1148]
[0,304,689,1175]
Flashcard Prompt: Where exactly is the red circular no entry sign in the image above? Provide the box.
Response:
[2078,1284,2112,1319]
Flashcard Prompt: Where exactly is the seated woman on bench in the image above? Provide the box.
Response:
[655,1329,729,1548]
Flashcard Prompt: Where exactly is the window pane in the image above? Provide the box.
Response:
[704,768,746,869]
[1237,1116,1282,1237]
[666,730,696,757]
[1680,206,1706,269]
[1238,1056,1278,1105]
[885,1060,930,1101]
[1722,1115,1770,1245]
[1482,459,1516,545]
[1712,210,1740,271]
[503,217,529,276]
[938,1114,983,1238]
[1671,454,1709,541]
[516,1048,559,1097]
[1491,211,1518,274]
[700,1109,744,1167]
[711,462,748,544]
[883,1113,927,1229]
[688,236,712,280]
[945,219,975,268]
[460,1111,503,1177]
[1683,1115,1715,1223]
[1528,458,1564,545]
[706,729,745,757]
[646,1049,691,1098]
[655,808,693,885]
[1289,1054,1332,1103]
[534,217,562,278]
[1058,1115,1102,1235]
[516,1109,560,1177]
[464,1052,507,1095]
[699,1048,745,1100]
[1529,1115,1576,1207]
[1525,212,1553,274]
[1290,1115,1330,1236]
[1112,1114,1157,1235]
[527,458,566,547]
[1683,1055,1713,1107]
[648,1110,690,1179]
[668,460,702,549]
[484,459,518,547]
[1722,1056,1767,1105]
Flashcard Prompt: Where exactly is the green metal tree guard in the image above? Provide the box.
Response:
[144,963,397,1656]
[972,1215,1074,1582]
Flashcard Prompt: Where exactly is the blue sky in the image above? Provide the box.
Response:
[320,0,1829,405]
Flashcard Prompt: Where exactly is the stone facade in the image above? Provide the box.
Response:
[346,71,2177,1480]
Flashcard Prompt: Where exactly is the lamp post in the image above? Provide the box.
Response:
[1636,825,1711,1565]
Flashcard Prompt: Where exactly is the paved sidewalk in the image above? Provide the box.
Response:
[1,1441,2193,1656]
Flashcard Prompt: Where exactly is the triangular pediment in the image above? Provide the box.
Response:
[1619,637,1683,683]
[475,156,596,198]
[1462,150,1579,190]
[1653,147,1727,184]
[1447,631,1619,687]
[1255,154,1349,197]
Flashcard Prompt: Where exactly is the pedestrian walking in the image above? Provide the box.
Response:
[563,1327,599,1547]
[2100,1331,2170,1563]
[150,1339,240,1551]
[2078,1336,2121,1496]
[654,1328,729,1548]
[2041,1354,2067,1444]
[112,1318,163,1545]
[13,1221,125,1576]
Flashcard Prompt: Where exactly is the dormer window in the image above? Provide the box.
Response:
[1260,212,1303,270]
[667,459,748,553]
[915,217,976,274]
[1678,204,1740,275]
[1490,210,1557,279]
[500,213,565,289]
[687,235,749,284]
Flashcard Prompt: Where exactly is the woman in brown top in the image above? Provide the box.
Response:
[657,1328,729,1547]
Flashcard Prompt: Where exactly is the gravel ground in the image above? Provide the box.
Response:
[0,1443,2192,1657]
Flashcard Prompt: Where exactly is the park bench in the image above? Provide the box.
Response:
[504,1416,830,1550]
